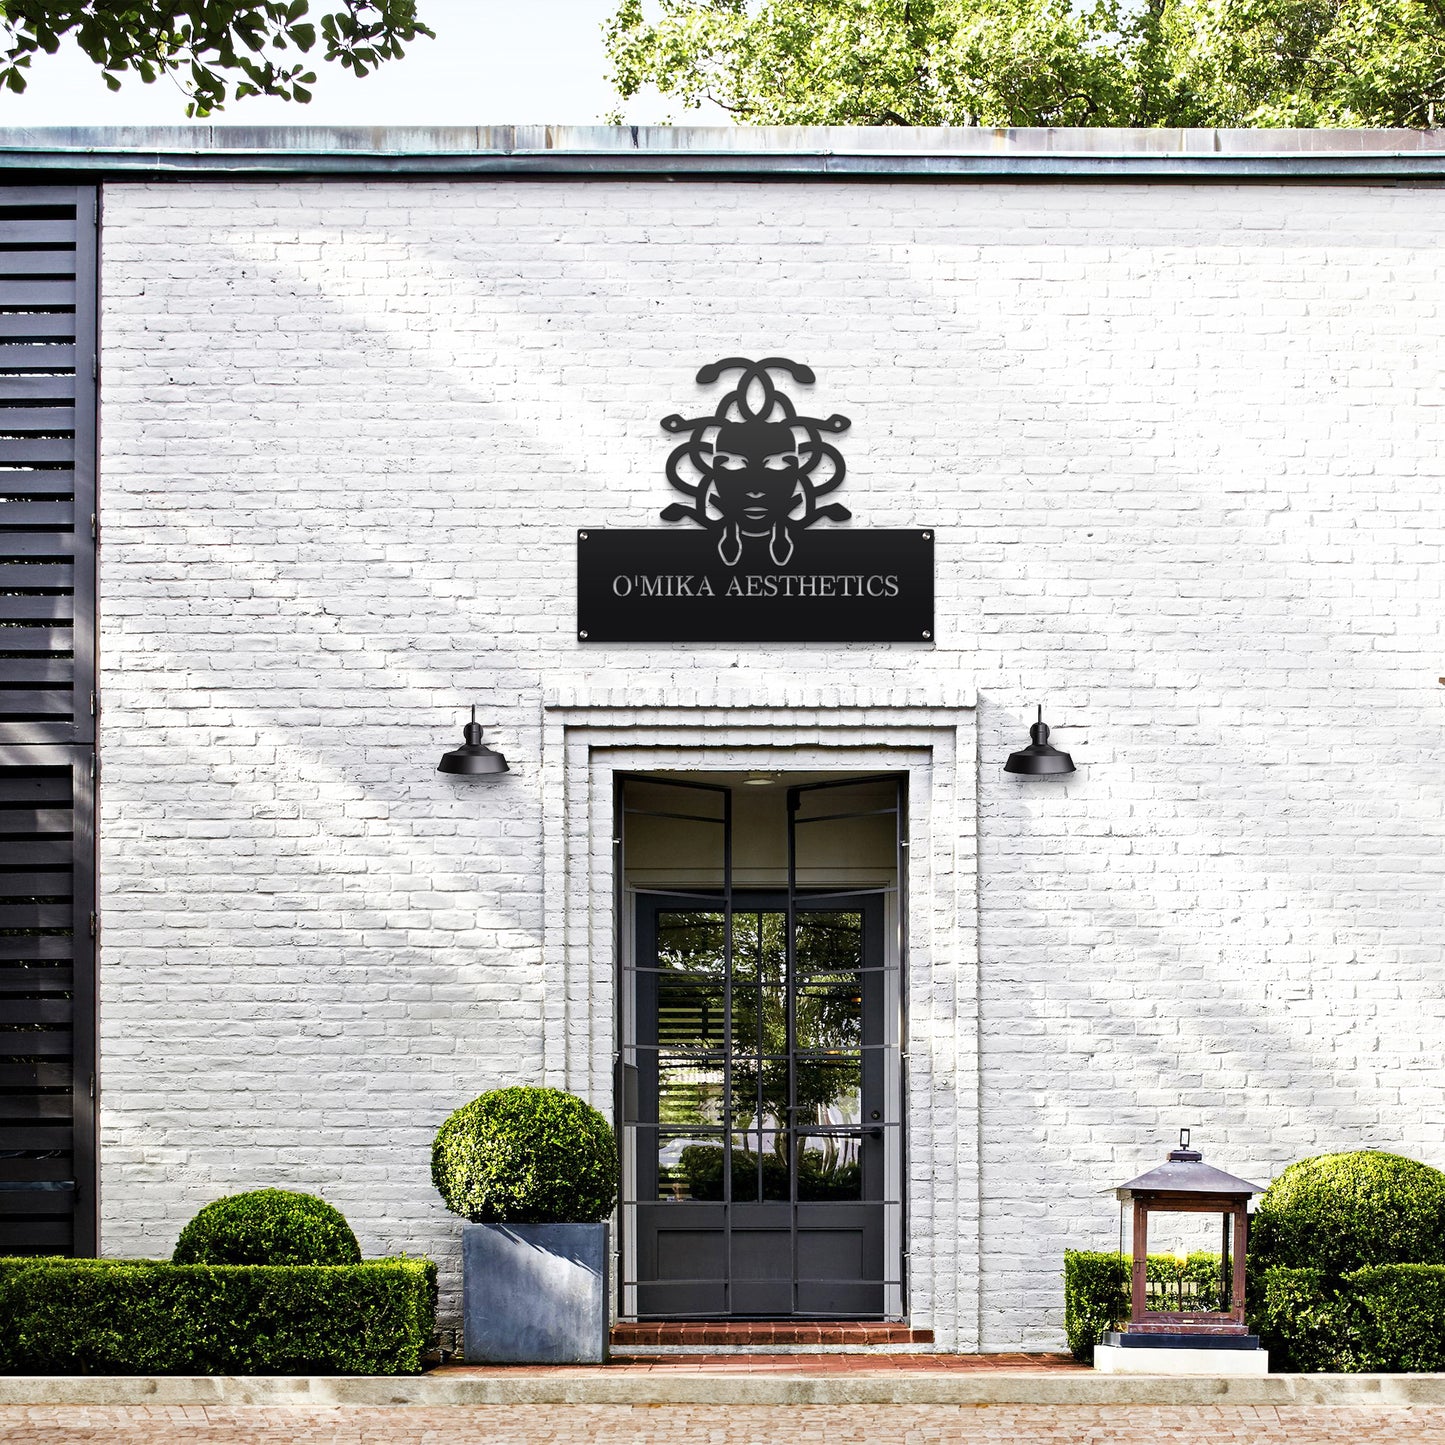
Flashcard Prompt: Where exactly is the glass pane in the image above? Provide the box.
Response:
[658,1134,782,1203]
[1145,1264,1223,1314]
[791,781,899,885]
[730,1132,762,1203]
[623,780,726,886]
[795,1057,862,1127]
[728,1061,759,1130]
[657,912,726,976]
[733,984,786,1057]
[731,912,785,984]
[658,1058,725,1128]
[759,1135,791,1202]
[625,779,726,822]
[729,912,758,979]
[797,1133,864,1201]
[795,912,863,973]
[795,974,862,1054]
[657,1130,724,1201]
[730,1056,789,1134]
[731,981,758,1053]
[657,977,727,1050]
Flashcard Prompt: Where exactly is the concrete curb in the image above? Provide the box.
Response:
[3,1373,1445,1407]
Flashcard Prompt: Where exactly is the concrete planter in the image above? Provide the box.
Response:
[461,1222,609,1364]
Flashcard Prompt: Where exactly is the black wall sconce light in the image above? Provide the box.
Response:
[438,706,510,777]
[1004,704,1075,776]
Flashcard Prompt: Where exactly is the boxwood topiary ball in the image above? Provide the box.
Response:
[1250,1151,1445,1277]
[431,1086,619,1224]
[172,1188,362,1266]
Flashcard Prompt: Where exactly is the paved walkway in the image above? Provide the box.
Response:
[4,1403,1445,1443]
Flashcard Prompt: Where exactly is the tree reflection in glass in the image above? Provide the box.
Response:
[656,908,865,1203]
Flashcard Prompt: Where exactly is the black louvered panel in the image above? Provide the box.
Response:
[0,187,96,1259]
[0,188,95,748]
[0,756,92,1256]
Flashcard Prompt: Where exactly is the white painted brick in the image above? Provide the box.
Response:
[95,178,1445,1350]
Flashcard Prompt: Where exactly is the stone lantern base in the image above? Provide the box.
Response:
[1095,1332,1269,1375]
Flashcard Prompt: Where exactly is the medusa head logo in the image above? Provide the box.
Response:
[659,357,851,568]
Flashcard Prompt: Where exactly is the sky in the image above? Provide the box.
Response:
[0,0,717,129]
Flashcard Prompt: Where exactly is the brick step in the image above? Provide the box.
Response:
[611,1321,934,1347]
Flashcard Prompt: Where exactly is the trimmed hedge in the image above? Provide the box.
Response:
[1257,1266,1343,1372]
[432,1086,619,1224]
[1250,1152,1445,1279]
[1063,1250,1224,1363]
[1063,1250,1127,1363]
[173,1189,361,1267]
[1260,1264,1445,1373]
[0,1257,436,1375]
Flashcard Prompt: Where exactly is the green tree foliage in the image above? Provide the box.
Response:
[0,2,432,117]
[604,0,1445,129]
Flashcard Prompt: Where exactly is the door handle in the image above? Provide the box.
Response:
[615,1060,639,1123]
[866,1126,883,1140]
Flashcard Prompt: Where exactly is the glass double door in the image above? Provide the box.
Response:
[632,892,887,1318]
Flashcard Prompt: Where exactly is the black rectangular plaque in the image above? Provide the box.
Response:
[577,528,933,643]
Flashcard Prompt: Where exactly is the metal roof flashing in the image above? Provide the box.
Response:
[1,125,1444,181]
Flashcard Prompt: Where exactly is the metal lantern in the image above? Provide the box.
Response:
[1004,705,1075,776]
[1112,1131,1261,1349]
[437,707,510,777]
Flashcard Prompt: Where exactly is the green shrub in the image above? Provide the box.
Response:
[1257,1266,1344,1371]
[172,1189,361,1266]
[1063,1250,1226,1363]
[1351,1265,1445,1372]
[1063,1251,1128,1363]
[1250,1152,1445,1280]
[431,1086,619,1224]
[1260,1263,1445,1373]
[0,1258,436,1375]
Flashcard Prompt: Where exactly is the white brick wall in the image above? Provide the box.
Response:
[97,178,1445,1349]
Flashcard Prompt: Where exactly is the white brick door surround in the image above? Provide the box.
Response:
[539,678,982,1349]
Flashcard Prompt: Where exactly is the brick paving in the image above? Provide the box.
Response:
[611,1321,937,1346]
[4,1404,1445,1443]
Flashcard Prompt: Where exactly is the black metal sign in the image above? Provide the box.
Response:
[577,358,933,643]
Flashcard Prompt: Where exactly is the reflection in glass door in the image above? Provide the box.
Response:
[616,776,904,1320]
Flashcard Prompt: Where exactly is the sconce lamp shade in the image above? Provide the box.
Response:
[438,707,510,777]
[1004,705,1075,776]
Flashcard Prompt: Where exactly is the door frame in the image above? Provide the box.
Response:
[539,690,979,1345]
